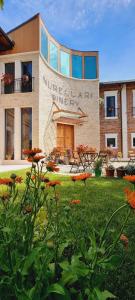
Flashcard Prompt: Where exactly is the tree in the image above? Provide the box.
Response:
[0,0,4,9]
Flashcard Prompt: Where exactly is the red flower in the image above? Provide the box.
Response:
[47,180,61,187]
[0,178,13,186]
[46,161,59,172]
[70,200,81,204]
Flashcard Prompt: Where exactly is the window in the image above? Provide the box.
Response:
[5,109,14,160]
[84,56,97,79]
[60,51,70,77]
[4,63,15,94]
[131,133,135,148]
[21,108,32,159]
[21,61,32,92]
[49,42,58,71]
[72,55,82,79]
[41,27,48,61]
[104,91,118,118]
[105,134,117,149]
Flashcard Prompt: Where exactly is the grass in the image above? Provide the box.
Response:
[0,169,135,299]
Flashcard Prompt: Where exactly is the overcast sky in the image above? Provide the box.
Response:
[1,0,135,81]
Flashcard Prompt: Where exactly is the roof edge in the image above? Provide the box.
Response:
[7,13,40,34]
[100,79,135,85]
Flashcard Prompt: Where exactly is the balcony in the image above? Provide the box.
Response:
[1,77,34,94]
[105,108,120,118]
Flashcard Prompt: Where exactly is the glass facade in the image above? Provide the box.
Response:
[72,55,82,79]
[41,27,48,61]
[21,108,32,159]
[60,51,70,77]
[40,26,98,79]
[49,42,58,70]
[5,109,14,160]
[84,56,97,79]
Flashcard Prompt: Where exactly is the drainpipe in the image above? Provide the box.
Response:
[121,84,128,159]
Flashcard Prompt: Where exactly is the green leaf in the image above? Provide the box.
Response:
[47,283,66,296]
[94,288,116,300]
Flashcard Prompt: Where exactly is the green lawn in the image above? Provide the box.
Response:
[0,169,135,299]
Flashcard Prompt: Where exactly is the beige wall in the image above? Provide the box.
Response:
[0,52,39,163]
[39,55,100,154]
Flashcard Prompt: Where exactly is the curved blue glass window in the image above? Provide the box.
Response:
[60,51,70,77]
[72,55,82,79]
[84,56,97,79]
[41,27,48,61]
[49,42,58,71]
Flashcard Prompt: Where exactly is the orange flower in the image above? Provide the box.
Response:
[15,176,23,184]
[124,188,135,209]
[70,200,81,204]
[23,148,42,156]
[31,175,49,183]
[123,175,135,184]
[47,180,61,187]
[71,173,92,182]
[0,178,13,186]
[46,161,59,172]
[28,155,45,163]
[120,234,128,248]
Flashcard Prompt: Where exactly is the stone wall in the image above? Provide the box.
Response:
[39,55,100,154]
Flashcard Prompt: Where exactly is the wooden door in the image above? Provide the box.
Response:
[57,124,74,151]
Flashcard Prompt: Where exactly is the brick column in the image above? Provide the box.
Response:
[0,108,5,162]
[121,84,128,158]
[14,107,21,160]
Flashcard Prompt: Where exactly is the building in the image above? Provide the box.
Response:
[0,13,100,164]
[0,13,135,164]
[100,80,135,158]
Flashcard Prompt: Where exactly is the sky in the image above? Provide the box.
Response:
[0,0,135,81]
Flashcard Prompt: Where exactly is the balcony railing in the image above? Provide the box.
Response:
[1,77,34,94]
[105,108,120,118]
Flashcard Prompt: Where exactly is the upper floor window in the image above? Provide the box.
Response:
[84,56,97,79]
[60,51,70,77]
[4,62,15,94]
[132,90,135,116]
[104,91,118,118]
[41,27,48,61]
[72,55,82,79]
[21,61,32,92]
[49,42,58,71]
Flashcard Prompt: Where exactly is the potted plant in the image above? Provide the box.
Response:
[105,165,115,177]
[125,164,135,175]
[116,166,126,178]
[93,158,103,177]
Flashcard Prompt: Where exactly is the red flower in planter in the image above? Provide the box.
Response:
[124,188,135,209]
[28,155,45,163]
[123,175,135,184]
[23,148,42,157]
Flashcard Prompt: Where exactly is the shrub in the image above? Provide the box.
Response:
[125,164,135,175]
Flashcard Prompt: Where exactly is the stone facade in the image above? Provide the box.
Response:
[39,55,100,154]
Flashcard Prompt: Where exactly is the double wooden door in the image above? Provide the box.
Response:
[57,124,74,151]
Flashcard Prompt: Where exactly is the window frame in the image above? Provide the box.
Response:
[104,91,118,119]
[105,133,118,149]
[132,90,135,117]
[131,133,135,148]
